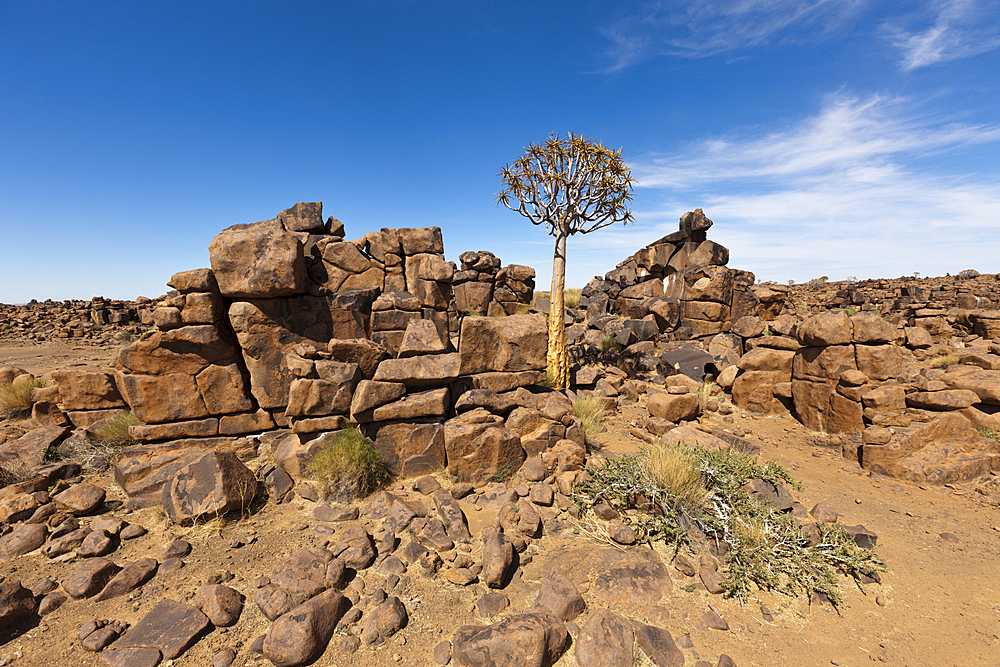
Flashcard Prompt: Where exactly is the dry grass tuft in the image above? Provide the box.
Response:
[0,376,49,419]
[641,443,711,510]
[572,395,607,441]
[307,426,387,501]
[90,411,140,448]
[929,355,959,368]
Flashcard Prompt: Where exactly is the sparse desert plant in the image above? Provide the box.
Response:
[307,426,387,501]
[929,354,959,368]
[90,410,140,448]
[515,303,531,315]
[116,331,135,343]
[563,287,582,310]
[0,376,49,420]
[843,306,858,316]
[642,443,711,510]
[979,427,1000,443]
[598,334,622,352]
[572,394,607,441]
[697,382,714,409]
[573,443,882,606]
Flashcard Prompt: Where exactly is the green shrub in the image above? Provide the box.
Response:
[979,427,1000,443]
[307,426,387,501]
[0,376,49,419]
[90,411,140,448]
[572,395,607,441]
[572,444,883,606]
[116,331,135,343]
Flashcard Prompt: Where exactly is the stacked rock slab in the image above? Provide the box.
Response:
[75,203,567,503]
[790,310,903,434]
[453,251,535,318]
[581,209,768,338]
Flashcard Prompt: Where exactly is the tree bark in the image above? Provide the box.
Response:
[547,232,569,389]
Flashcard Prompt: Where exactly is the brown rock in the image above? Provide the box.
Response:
[209,218,306,297]
[95,558,159,601]
[161,451,258,525]
[647,391,700,422]
[459,315,547,375]
[797,311,853,346]
[576,609,634,667]
[531,567,585,621]
[906,389,980,411]
[263,589,350,667]
[632,621,685,667]
[946,370,1000,405]
[350,380,406,419]
[52,367,125,410]
[373,352,462,388]
[113,440,218,504]
[167,268,217,293]
[115,325,237,376]
[0,425,70,470]
[116,372,210,424]
[371,387,449,421]
[195,363,254,414]
[63,558,122,598]
[855,344,903,381]
[327,338,390,379]
[445,410,525,485]
[54,482,106,515]
[452,611,569,667]
[372,422,447,479]
[0,581,37,628]
[482,524,517,589]
[111,598,211,659]
[195,584,244,627]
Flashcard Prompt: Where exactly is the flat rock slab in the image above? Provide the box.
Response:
[111,599,211,659]
[527,545,672,603]
[0,523,48,559]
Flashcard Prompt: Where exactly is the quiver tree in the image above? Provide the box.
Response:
[497,133,634,389]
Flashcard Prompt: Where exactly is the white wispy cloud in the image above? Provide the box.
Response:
[884,0,1000,70]
[602,0,867,70]
[553,93,1000,288]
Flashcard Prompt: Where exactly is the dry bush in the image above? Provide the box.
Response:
[929,354,959,368]
[0,376,49,419]
[307,426,387,501]
[90,411,140,448]
[641,443,711,510]
[572,394,607,441]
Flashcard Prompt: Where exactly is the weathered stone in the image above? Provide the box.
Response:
[398,318,448,358]
[452,611,569,667]
[0,581,37,629]
[946,370,1000,406]
[114,440,220,504]
[286,368,360,417]
[459,315,547,375]
[362,595,409,645]
[129,418,219,442]
[116,325,237,376]
[445,410,525,484]
[195,584,244,627]
[95,558,159,601]
[161,451,258,524]
[647,391,700,422]
[195,363,254,414]
[116,372,210,424]
[371,422,447,479]
[850,312,897,344]
[228,295,368,409]
[0,425,70,470]
[576,609,634,667]
[209,218,306,297]
[219,409,275,435]
[0,523,48,559]
[263,589,350,666]
[373,353,462,388]
[372,387,449,421]
[54,482,106,515]
[482,524,517,589]
[167,268,217,293]
[78,529,116,556]
[63,558,122,598]
[52,367,125,410]
[907,390,980,411]
[792,379,863,433]
[111,599,211,659]
[792,345,857,382]
[327,338,389,379]
[797,311,853,346]
[433,488,473,542]
[531,567,585,621]
[855,344,903,381]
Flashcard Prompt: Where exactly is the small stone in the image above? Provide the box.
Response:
[702,609,729,630]
[164,539,192,559]
[120,524,147,540]
[433,640,452,665]
[939,532,959,543]
[475,592,509,619]
[212,646,237,667]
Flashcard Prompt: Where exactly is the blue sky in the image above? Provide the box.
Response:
[2,0,998,304]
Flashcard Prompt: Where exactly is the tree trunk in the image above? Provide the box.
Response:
[547,232,569,389]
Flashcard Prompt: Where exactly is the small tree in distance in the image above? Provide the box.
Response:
[497,133,635,389]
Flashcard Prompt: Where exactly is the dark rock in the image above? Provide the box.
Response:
[161,451,258,524]
[632,621,685,667]
[263,589,350,667]
[312,504,359,522]
[576,609,634,667]
[481,524,517,589]
[452,611,569,667]
[362,595,408,645]
[0,581,37,628]
[38,592,67,616]
[531,567,585,621]
[0,523,49,559]
[111,599,211,659]
[165,539,192,559]
[270,548,336,602]
[64,558,122,599]
[434,489,472,543]
[195,584,244,627]
[99,647,162,667]
[255,585,294,621]
[476,592,510,619]
[95,558,159,601]
[702,608,729,630]
[79,529,118,557]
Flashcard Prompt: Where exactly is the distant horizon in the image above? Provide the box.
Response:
[3,1,998,304]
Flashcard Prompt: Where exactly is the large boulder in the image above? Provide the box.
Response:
[370,422,447,478]
[452,611,569,667]
[161,451,258,524]
[445,409,525,484]
[116,325,239,376]
[116,372,210,424]
[209,218,306,298]
[459,315,547,375]
[52,367,125,411]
